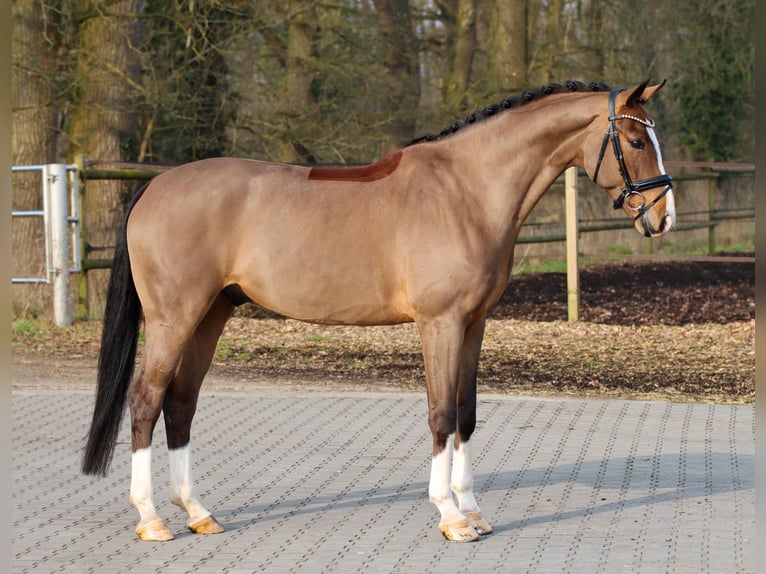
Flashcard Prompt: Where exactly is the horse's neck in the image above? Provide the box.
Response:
[436,94,601,231]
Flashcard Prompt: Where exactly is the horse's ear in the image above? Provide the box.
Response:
[626,78,666,107]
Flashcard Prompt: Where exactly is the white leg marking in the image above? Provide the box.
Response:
[130,447,163,527]
[169,444,212,526]
[452,438,481,514]
[429,434,463,525]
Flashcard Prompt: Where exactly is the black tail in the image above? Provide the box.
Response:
[82,183,150,476]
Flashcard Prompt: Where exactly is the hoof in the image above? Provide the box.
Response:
[465,511,493,536]
[188,515,224,535]
[439,519,479,542]
[136,519,174,542]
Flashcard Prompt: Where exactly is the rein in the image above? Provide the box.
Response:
[592,89,673,220]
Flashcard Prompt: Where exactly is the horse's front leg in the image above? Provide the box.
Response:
[451,438,492,535]
[452,315,492,535]
[419,315,480,542]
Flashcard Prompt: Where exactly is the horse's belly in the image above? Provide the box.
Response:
[235,257,412,326]
[250,287,413,326]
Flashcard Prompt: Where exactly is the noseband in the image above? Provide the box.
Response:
[592,89,673,220]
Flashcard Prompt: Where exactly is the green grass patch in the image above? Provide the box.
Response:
[13,319,40,338]
[351,358,371,370]
[607,245,633,255]
[214,339,234,359]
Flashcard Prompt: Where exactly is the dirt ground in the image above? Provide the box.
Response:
[11,255,754,403]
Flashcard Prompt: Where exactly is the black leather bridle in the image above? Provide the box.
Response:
[593,89,673,222]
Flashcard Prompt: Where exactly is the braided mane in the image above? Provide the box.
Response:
[406,80,611,147]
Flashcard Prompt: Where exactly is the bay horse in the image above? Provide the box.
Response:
[82,80,675,542]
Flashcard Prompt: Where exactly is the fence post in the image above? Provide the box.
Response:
[74,154,90,320]
[707,176,716,254]
[46,164,72,326]
[565,167,579,322]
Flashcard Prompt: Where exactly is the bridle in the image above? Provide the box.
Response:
[592,88,673,221]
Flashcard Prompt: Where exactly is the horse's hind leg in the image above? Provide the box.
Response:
[129,319,194,542]
[164,294,234,535]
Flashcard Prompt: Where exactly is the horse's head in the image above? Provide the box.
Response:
[587,80,676,237]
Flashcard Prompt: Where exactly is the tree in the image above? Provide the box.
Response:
[443,0,477,113]
[67,0,144,317]
[276,1,319,163]
[667,0,754,161]
[506,0,528,91]
[136,0,244,163]
[525,0,560,86]
[373,0,421,148]
[486,0,512,96]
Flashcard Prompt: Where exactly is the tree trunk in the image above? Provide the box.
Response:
[507,0,528,91]
[12,0,62,317]
[372,0,421,149]
[443,0,476,113]
[585,0,606,78]
[68,0,144,319]
[533,0,562,85]
[278,1,318,164]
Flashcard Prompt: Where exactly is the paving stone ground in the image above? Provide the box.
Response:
[12,386,753,573]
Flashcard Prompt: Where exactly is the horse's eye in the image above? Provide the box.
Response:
[629,139,645,150]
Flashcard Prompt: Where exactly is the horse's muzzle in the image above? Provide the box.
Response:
[637,208,676,238]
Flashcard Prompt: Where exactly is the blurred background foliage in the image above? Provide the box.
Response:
[13,0,755,168]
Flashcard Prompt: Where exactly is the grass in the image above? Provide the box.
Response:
[607,245,633,255]
[214,339,234,359]
[351,358,372,370]
[13,319,40,338]
[11,316,103,358]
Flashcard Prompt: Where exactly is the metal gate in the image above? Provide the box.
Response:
[12,163,82,325]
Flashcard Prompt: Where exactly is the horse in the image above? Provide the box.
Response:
[82,79,675,542]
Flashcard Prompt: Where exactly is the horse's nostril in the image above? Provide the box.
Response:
[662,212,676,234]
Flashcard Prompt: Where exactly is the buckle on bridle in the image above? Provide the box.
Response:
[613,182,672,217]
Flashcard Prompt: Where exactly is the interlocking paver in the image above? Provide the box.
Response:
[12,387,753,573]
